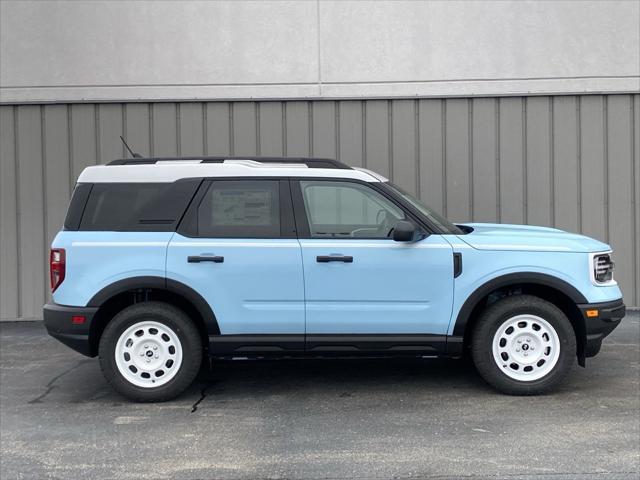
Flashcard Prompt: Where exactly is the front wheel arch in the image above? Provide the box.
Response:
[451,273,587,364]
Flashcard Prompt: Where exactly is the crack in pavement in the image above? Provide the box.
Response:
[190,380,217,413]
[27,360,91,404]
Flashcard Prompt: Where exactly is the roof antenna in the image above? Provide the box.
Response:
[119,135,143,158]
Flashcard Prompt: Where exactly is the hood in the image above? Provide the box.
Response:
[456,223,611,253]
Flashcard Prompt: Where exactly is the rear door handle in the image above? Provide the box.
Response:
[188,255,224,263]
[316,255,353,263]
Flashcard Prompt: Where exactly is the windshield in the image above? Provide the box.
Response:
[385,183,463,235]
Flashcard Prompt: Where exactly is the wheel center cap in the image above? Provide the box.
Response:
[146,350,154,357]
[522,344,529,351]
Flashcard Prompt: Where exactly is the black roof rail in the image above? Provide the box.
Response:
[107,156,351,169]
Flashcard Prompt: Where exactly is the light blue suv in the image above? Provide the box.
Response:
[44,156,625,401]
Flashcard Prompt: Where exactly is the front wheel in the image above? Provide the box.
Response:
[471,295,576,395]
[99,302,202,402]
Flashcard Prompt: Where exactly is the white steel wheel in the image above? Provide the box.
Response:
[115,320,183,388]
[492,314,561,382]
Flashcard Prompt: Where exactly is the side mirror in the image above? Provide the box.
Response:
[392,220,422,242]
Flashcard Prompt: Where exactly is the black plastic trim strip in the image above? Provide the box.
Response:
[108,156,351,169]
[86,276,220,335]
[451,272,589,339]
[208,334,447,357]
[63,183,92,231]
[305,334,447,355]
[209,334,305,355]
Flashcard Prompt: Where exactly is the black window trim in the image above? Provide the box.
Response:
[176,177,297,239]
[290,177,438,240]
[63,183,93,231]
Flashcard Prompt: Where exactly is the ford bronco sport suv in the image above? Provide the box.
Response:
[44,156,625,401]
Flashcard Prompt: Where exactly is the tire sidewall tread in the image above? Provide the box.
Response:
[471,295,576,396]
[99,301,202,402]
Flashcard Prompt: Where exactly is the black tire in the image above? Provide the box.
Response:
[99,301,202,402]
[471,295,576,395]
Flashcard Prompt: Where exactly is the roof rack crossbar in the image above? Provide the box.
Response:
[107,156,351,169]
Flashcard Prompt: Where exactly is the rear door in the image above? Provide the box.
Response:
[166,178,305,353]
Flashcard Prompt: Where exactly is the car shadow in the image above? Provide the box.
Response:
[191,356,487,399]
[26,354,491,408]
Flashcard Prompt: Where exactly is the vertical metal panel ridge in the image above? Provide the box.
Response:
[552,96,579,233]
[40,105,48,301]
[606,95,634,303]
[0,106,19,319]
[391,100,416,194]
[417,99,444,214]
[388,99,393,181]
[468,99,474,221]
[603,96,609,242]
[414,99,420,197]
[362,101,367,169]
[16,106,45,319]
[579,96,606,242]
[66,105,73,193]
[445,98,470,222]
[633,94,640,305]
[14,106,22,319]
[524,97,551,227]
[499,97,525,224]
[472,98,498,223]
[495,98,501,222]
[576,98,582,233]
[442,99,447,216]
[549,98,555,227]
[522,98,528,225]
[202,103,208,155]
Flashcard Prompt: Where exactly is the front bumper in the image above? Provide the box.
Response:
[43,303,98,357]
[577,298,625,358]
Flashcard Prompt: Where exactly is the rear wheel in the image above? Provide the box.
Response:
[471,295,576,395]
[99,302,202,402]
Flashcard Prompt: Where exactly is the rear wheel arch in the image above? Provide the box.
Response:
[86,276,218,356]
[452,273,587,363]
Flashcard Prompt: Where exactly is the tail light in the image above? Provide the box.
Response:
[50,248,66,292]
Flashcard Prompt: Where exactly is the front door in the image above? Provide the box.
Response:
[292,179,454,353]
[166,179,305,353]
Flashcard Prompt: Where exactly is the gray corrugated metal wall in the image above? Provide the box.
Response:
[1,95,638,320]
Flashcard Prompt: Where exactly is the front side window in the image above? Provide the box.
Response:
[196,180,280,237]
[300,180,405,238]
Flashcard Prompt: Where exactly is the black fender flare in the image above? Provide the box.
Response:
[448,272,587,354]
[87,276,220,335]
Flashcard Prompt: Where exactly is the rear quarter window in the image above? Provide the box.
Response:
[81,183,162,230]
[69,180,201,231]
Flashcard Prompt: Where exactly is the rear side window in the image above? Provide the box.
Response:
[72,180,201,231]
[80,184,162,230]
[195,180,280,238]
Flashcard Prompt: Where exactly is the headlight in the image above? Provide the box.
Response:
[590,252,615,285]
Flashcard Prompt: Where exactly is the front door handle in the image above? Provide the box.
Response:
[188,255,224,263]
[316,255,353,263]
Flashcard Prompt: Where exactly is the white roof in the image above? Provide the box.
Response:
[77,160,388,183]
